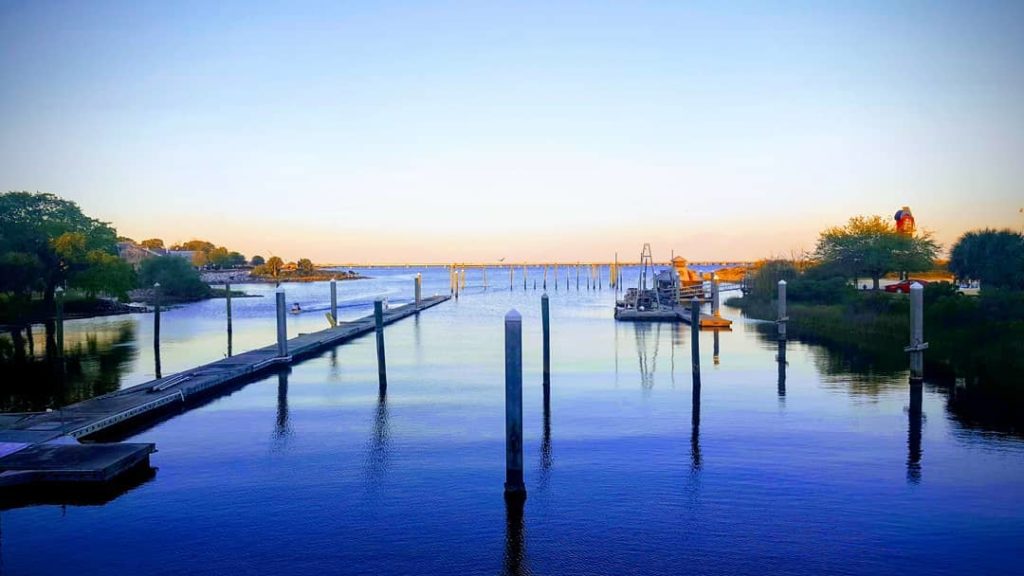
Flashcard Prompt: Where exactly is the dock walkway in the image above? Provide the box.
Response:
[0,295,449,492]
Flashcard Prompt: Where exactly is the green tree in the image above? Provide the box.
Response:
[949,229,1024,291]
[0,191,120,311]
[814,215,939,290]
[140,238,164,250]
[227,251,247,268]
[207,246,231,269]
[296,258,315,276]
[264,256,284,278]
[138,257,211,300]
[73,251,135,299]
[251,255,265,267]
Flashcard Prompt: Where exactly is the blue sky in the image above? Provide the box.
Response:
[2,1,1022,262]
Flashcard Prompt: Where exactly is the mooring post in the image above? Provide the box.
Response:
[330,277,338,320]
[777,280,788,340]
[504,309,526,498]
[523,265,527,291]
[711,274,721,317]
[55,286,65,359]
[543,265,547,290]
[153,282,161,351]
[415,273,422,307]
[275,288,288,358]
[226,282,233,356]
[542,293,551,388]
[375,299,387,386]
[906,282,927,381]
[153,282,162,377]
[509,266,514,291]
[691,298,701,378]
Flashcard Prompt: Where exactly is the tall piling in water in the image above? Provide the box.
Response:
[690,299,701,382]
[153,283,162,377]
[415,273,422,306]
[542,293,551,389]
[906,282,927,381]
[509,266,514,291]
[375,299,387,387]
[330,277,338,321]
[226,282,233,356]
[543,266,547,290]
[55,286,65,360]
[504,309,526,499]
[777,280,788,340]
[711,275,720,317]
[275,288,288,358]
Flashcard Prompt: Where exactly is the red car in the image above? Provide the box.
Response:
[884,279,929,293]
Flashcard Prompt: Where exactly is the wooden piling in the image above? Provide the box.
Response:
[907,282,927,381]
[777,280,787,340]
[330,278,338,321]
[711,275,720,317]
[415,273,422,306]
[691,299,701,378]
[226,282,233,356]
[504,309,526,498]
[153,283,161,377]
[375,299,387,387]
[542,293,550,388]
[276,289,288,358]
[55,286,65,359]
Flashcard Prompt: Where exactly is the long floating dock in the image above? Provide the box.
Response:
[0,295,450,497]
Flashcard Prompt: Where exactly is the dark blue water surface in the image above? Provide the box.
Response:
[3,267,1022,575]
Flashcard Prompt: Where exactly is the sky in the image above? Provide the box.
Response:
[1,1,1022,263]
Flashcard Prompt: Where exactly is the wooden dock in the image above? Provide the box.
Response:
[0,295,450,496]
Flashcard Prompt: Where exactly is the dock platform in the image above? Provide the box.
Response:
[0,295,450,497]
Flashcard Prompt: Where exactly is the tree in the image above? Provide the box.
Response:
[172,239,216,253]
[0,191,120,310]
[138,257,210,300]
[296,258,315,276]
[263,256,284,278]
[73,251,135,299]
[227,251,246,268]
[251,255,265,267]
[948,229,1024,291]
[140,238,165,250]
[814,215,939,290]
[207,246,231,269]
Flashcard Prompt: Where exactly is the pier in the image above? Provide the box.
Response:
[0,295,450,494]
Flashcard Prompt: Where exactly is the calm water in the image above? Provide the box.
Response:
[2,267,1023,575]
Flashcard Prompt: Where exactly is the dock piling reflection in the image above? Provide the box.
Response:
[908,380,923,483]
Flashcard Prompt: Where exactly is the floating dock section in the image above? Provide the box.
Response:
[0,295,450,500]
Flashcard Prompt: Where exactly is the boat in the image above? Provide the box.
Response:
[614,244,682,321]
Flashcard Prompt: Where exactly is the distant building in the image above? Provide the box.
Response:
[117,242,163,269]
[166,250,197,264]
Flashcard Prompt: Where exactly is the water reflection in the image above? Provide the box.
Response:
[538,388,552,489]
[272,370,292,447]
[364,385,391,487]
[502,497,529,576]
[633,323,660,390]
[908,381,923,484]
[777,339,787,399]
[0,320,136,412]
[691,366,702,473]
[713,330,720,366]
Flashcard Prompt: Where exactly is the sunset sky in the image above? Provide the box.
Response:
[2,1,1022,263]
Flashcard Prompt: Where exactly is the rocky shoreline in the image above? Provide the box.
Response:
[200,269,367,284]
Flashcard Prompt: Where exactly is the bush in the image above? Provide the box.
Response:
[789,275,855,305]
[138,257,210,300]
